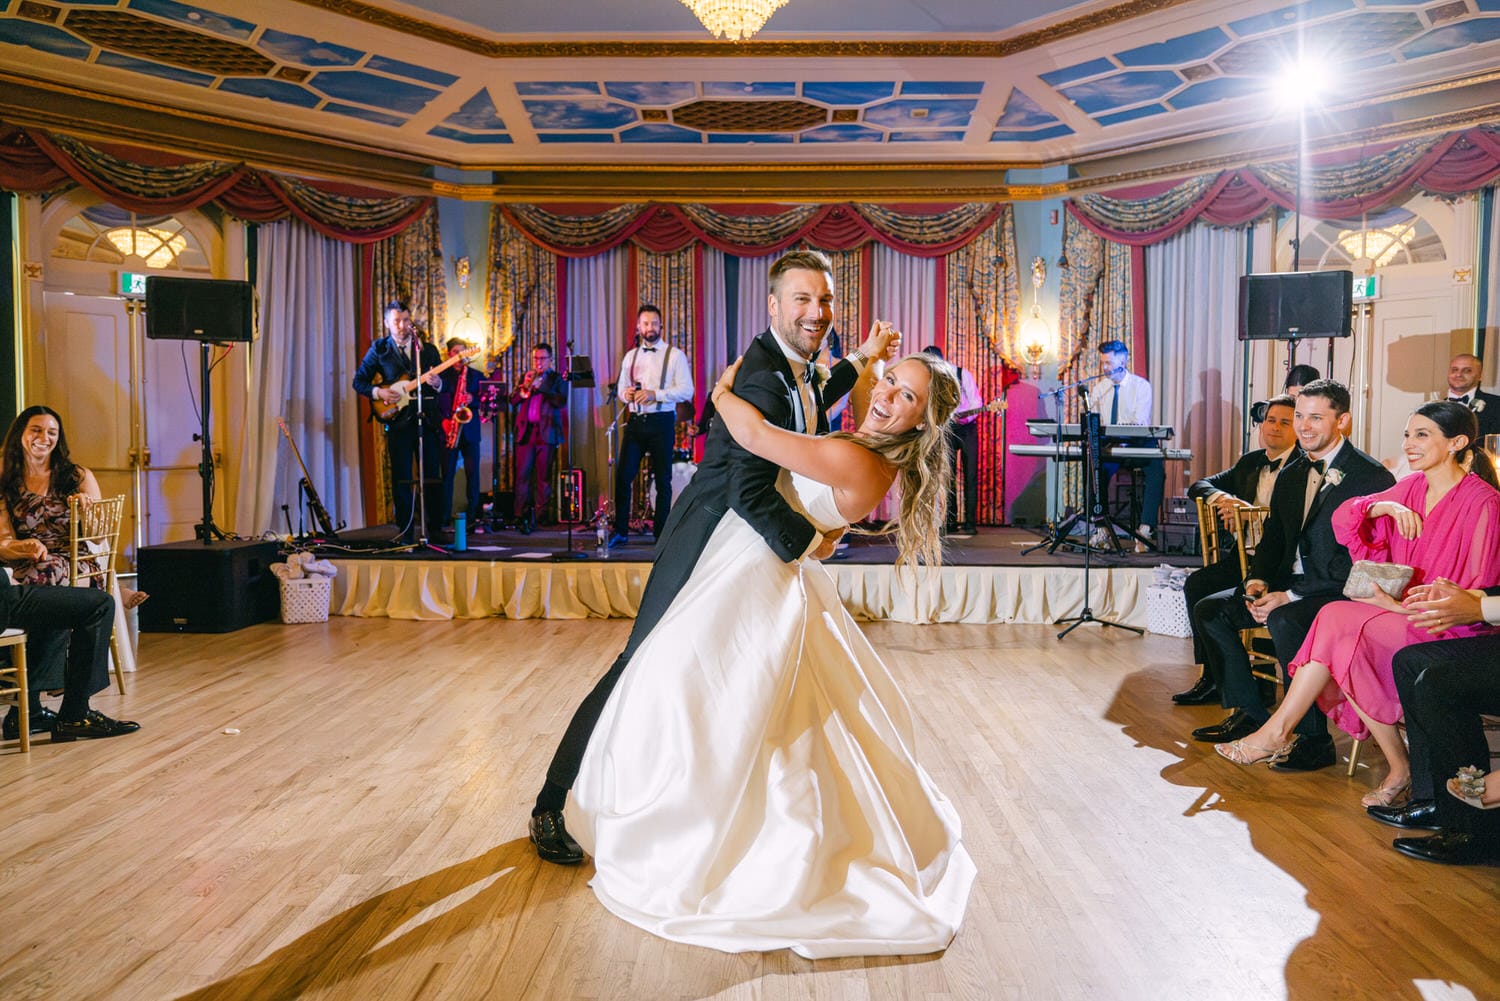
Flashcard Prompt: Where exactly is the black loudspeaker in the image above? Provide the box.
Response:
[145,276,258,342]
[1238,270,1353,341]
[137,539,280,633]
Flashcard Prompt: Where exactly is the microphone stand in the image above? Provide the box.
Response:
[1056,394,1142,640]
[410,337,445,555]
[1022,374,1109,556]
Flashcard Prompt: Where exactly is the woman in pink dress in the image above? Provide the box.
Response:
[1217,401,1500,806]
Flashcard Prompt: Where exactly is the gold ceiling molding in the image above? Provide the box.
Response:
[287,0,1202,58]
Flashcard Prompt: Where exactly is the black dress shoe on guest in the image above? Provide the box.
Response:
[51,709,140,743]
[1393,830,1500,866]
[1191,709,1260,743]
[529,809,584,865]
[1269,734,1337,772]
[1368,798,1441,830]
[3,705,57,739]
[1172,676,1219,706]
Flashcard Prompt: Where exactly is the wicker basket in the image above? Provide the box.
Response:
[280,576,332,624]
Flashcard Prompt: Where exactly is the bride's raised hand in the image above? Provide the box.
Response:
[855,320,899,363]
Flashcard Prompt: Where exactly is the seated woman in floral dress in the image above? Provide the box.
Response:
[0,406,144,738]
[1218,401,1500,807]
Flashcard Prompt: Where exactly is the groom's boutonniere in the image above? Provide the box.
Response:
[1473,398,1486,413]
[813,363,831,390]
[1324,468,1345,488]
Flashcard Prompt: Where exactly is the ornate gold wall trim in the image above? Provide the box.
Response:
[287,0,1202,58]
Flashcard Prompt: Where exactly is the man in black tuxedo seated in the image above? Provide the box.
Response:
[1442,353,1500,439]
[1172,395,1298,705]
[1189,380,1394,770]
[1362,580,1500,865]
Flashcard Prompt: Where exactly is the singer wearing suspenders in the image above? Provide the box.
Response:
[611,305,694,546]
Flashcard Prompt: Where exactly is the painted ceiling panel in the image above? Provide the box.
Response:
[1402,18,1500,59]
[308,71,441,114]
[708,133,795,143]
[900,81,986,95]
[1059,71,1181,115]
[621,124,701,143]
[1227,0,1356,38]
[525,99,639,131]
[537,133,615,143]
[1115,27,1230,67]
[862,98,976,129]
[322,103,406,127]
[890,130,967,142]
[802,124,885,142]
[996,89,1061,129]
[1038,58,1116,88]
[256,28,364,67]
[605,81,699,104]
[97,51,213,87]
[0,18,91,58]
[217,77,322,108]
[365,55,457,88]
[1167,75,1264,110]
[129,0,255,41]
[515,82,602,97]
[1095,104,1168,127]
[444,89,507,130]
[991,123,1074,141]
[428,126,511,144]
[701,82,797,97]
[801,82,897,105]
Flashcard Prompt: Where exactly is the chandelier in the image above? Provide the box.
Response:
[680,0,788,40]
[103,226,186,269]
[1335,222,1416,268]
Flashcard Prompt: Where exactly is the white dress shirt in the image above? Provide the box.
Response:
[954,367,984,424]
[1100,372,1152,427]
[1288,437,1346,592]
[618,340,694,414]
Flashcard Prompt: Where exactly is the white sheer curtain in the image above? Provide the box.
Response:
[1485,188,1500,380]
[700,247,730,414]
[870,244,936,349]
[235,219,360,534]
[564,248,629,514]
[1145,222,1247,487]
[736,252,774,347]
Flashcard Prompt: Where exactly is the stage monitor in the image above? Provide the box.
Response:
[145,276,258,342]
[1237,270,1353,341]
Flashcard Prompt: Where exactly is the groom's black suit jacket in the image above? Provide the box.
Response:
[543,328,860,791]
[1248,441,1394,599]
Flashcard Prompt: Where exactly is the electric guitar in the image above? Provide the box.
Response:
[369,346,481,422]
[951,398,1005,422]
[276,417,339,539]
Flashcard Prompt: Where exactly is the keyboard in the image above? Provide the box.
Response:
[1008,443,1193,461]
[1025,420,1175,441]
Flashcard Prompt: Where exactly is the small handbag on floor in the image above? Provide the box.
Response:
[1342,560,1414,600]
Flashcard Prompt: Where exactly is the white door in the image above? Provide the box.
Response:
[1363,282,1458,467]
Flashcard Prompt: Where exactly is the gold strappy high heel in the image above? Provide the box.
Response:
[1361,778,1411,809]
[1215,738,1293,766]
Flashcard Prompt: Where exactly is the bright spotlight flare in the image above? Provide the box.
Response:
[680,0,788,40]
[1274,57,1328,110]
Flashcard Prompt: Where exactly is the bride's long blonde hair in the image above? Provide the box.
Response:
[831,353,960,572]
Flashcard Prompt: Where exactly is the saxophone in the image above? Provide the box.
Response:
[443,361,473,449]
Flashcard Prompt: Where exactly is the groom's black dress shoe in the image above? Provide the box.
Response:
[1191,709,1259,743]
[1393,830,1500,866]
[1367,798,1440,830]
[530,810,584,865]
[1171,676,1219,706]
[1269,734,1336,772]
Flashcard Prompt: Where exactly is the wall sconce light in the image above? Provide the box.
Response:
[1019,256,1051,380]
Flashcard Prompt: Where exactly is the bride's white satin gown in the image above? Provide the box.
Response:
[566,471,976,959]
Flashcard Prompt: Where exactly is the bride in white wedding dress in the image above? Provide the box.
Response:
[565,351,976,959]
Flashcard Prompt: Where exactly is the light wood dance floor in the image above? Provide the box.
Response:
[1,616,1496,1001]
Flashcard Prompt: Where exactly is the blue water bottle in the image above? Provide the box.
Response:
[454,511,467,552]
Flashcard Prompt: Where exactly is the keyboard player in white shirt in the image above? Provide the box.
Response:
[1091,339,1166,552]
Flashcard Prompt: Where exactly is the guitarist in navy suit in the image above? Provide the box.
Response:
[1172,395,1298,704]
[352,301,444,544]
[1190,380,1394,771]
[529,250,899,863]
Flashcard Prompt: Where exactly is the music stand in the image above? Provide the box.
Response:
[553,351,594,560]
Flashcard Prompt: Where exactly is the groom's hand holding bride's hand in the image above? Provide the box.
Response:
[810,528,845,561]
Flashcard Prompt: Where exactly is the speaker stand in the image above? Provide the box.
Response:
[193,341,226,544]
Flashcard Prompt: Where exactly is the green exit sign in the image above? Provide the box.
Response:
[120,271,147,297]
[1351,275,1379,302]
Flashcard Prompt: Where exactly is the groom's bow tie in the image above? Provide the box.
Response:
[1308,458,1326,475]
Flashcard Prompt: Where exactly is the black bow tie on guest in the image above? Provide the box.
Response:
[1261,455,1284,473]
[640,345,658,353]
[1451,394,1472,405]
[1308,458,1326,475]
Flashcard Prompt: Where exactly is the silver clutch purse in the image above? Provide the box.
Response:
[1342,560,1415,600]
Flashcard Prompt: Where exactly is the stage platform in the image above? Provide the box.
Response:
[317,525,1199,627]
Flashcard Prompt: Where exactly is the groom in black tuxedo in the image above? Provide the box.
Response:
[1190,380,1394,771]
[530,250,893,863]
